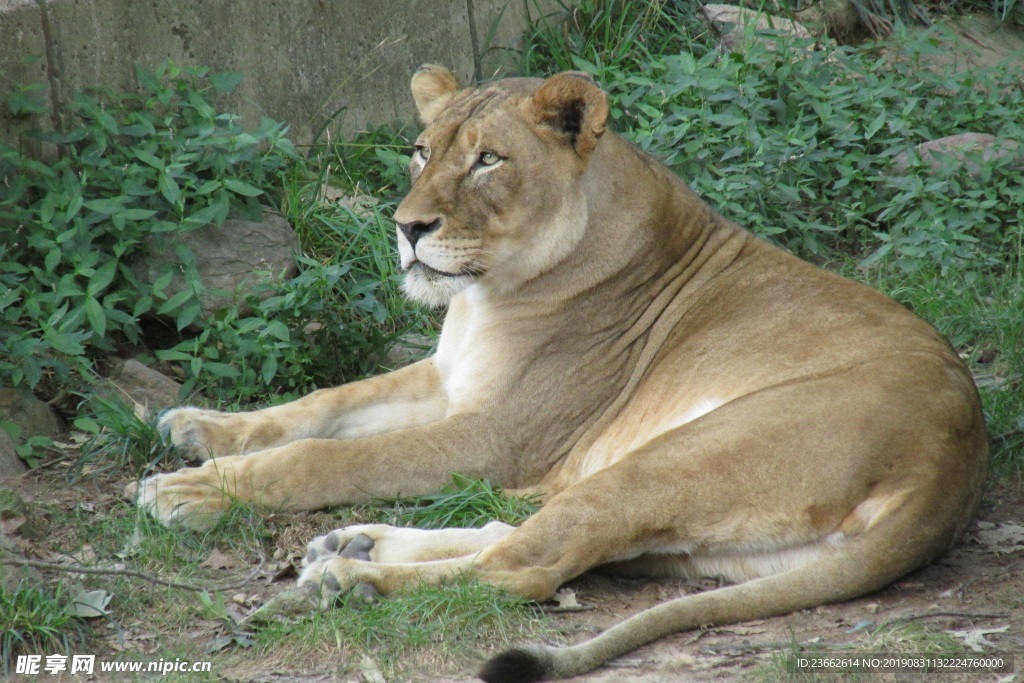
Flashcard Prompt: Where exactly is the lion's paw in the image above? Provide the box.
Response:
[129,457,246,531]
[297,556,382,608]
[303,526,392,565]
[158,407,248,461]
[303,530,381,604]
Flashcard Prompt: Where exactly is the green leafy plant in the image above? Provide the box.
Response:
[1,63,431,411]
[0,61,295,398]
[0,420,55,469]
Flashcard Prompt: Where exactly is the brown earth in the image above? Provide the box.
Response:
[3,461,1021,683]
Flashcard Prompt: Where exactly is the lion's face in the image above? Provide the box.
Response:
[393,66,609,307]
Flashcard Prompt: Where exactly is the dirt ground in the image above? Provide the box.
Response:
[3,464,1021,683]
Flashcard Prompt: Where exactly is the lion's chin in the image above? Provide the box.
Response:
[402,267,475,308]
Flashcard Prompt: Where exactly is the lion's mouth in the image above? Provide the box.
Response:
[407,260,479,279]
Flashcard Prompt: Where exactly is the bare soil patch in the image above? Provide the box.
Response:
[4,461,1021,682]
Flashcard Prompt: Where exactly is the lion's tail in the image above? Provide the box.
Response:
[478,504,955,683]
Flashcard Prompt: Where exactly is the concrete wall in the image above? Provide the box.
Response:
[0,0,561,150]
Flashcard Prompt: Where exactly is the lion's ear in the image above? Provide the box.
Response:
[411,65,460,125]
[526,71,608,159]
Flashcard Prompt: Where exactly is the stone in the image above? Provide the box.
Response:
[96,359,184,419]
[0,430,28,478]
[891,133,1023,177]
[702,4,813,53]
[0,389,63,442]
[132,208,298,322]
[384,332,436,369]
[0,534,44,593]
[783,0,862,41]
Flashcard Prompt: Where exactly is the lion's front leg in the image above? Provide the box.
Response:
[131,455,251,530]
[158,408,276,461]
[159,358,446,460]
[133,413,509,530]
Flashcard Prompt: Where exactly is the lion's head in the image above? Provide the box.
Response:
[393,65,610,307]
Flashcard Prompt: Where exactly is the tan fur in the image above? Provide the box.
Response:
[131,67,987,682]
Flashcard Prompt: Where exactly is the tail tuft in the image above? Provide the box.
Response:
[478,645,553,683]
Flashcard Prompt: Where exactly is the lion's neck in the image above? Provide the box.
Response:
[507,133,749,314]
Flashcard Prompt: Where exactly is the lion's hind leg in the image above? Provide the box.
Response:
[297,522,516,606]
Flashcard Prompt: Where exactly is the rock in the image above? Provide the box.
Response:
[96,359,184,420]
[0,486,41,538]
[133,208,298,322]
[383,332,436,369]
[0,488,45,591]
[0,388,63,443]
[781,0,862,41]
[0,533,44,593]
[891,133,1023,177]
[0,430,27,478]
[702,4,813,53]
[907,13,1024,74]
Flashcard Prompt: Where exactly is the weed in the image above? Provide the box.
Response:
[355,474,541,529]
[255,579,550,677]
[71,393,183,479]
[1,64,429,416]
[0,61,295,399]
[524,0,711,77]
[0,585,89,674]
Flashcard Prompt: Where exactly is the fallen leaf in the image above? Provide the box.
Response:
[115,525,144,560]
[973,522,1024,553]
[205,632,254,654]
[264,561,298,584]
[200,548,242,571]
[67,589,112,618]
[360,656,387,683]
[947,625,1009,652]
[1,514,26,536]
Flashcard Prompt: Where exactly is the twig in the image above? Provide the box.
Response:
[2,556,266,593]
[19,454,70,475]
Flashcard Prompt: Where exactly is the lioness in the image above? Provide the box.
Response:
[133,66,987,682]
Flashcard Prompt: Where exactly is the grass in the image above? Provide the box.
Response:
[354,473,542,530]
[253,579,550,678]
[0,585,89,674]
[71,394,185,481]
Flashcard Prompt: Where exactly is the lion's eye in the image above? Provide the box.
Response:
[414,145,431,161]
[478,150,501,166]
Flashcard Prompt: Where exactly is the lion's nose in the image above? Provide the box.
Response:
[397,218,442,251]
